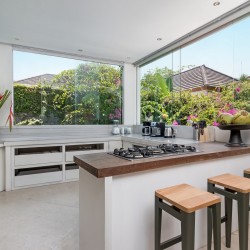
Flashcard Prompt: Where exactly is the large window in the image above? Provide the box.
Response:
[13,51,123,125]
[140,15,250,125]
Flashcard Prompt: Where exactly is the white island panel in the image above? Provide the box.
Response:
[79,154,250,250]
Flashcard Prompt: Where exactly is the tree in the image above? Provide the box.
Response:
[15,63,123,125]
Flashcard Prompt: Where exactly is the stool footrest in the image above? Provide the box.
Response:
[160,235,182,250]
[221,215,227,223]
[212,186,237,200]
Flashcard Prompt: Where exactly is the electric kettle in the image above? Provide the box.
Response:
[164,126,175,138]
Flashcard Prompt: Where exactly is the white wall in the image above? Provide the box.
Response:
[123,63,137,125]
[0,147,5,191]
[0,44,13,126]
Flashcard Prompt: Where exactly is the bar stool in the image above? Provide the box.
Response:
[155,183,221,250]
[244,168,250,178]
[208,173,250,250]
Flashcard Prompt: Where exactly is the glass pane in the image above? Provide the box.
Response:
[140,53,173,123]
[140,14,250,126]
[13,51,122,125]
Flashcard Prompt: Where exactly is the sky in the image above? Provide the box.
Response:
[140,15,250,79]
[14,15,250,81]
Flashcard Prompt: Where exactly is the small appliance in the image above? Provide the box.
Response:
[164,126,175,138]
[150,122,165,137]
[111,120,120,135]
[142,121,151,136]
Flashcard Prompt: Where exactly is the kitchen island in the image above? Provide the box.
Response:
[75,142,250,250]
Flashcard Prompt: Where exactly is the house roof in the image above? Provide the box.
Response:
[172,65,236,91]
[14,74,55,86]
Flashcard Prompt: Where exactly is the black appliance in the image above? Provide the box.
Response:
[110,144,199,161]
[142,121,151,136]
[150,122,165,137]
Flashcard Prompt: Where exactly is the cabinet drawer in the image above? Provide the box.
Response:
[66,149,105,162]
[14,146,63,166]
[15,152,63,166]
[66,169,79,180]
[65,163,79,180]
[15,171,63,187]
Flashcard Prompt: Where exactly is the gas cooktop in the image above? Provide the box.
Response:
[109,144,200,161]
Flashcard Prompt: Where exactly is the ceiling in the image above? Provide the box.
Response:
[0,0,249,64]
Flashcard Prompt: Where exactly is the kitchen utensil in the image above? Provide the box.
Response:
[164,126,175,138]
[150,122,165,137]
[142,121,151,136]
[112,120,120,135]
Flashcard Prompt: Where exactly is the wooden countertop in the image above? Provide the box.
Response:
[74,142,250,178]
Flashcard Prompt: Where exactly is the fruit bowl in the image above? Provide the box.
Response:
[218,124,250,130]
[218,124,250,147]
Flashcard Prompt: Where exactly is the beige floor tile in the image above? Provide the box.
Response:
[0,182,79,250]
[198,225,250,250]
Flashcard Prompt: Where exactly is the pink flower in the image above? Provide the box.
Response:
[227,109,238,115]
[187,115,197,120]
[235,87,241,92]
[172,120,178,125]
[213,121,220,126]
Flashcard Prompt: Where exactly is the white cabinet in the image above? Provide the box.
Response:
[65,163,79,180]
[6,140,109,190]
[108,140,122,151]
[15,166,63,187]
[122,141,134,148]
[14,146,63,167]
[65,143,106,162]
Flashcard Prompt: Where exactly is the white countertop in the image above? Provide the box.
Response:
[2,135,122,146]
[0,133,198,147]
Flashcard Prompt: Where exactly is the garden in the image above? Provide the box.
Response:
[140,67,250,126]
[13,63,123,125]
[3,63,250,127]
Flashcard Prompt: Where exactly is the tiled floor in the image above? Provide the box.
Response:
[0,182,79,250]
[0,182,249,250]
[198,225,250,250]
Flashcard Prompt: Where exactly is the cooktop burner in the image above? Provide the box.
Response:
[109,144,199,161]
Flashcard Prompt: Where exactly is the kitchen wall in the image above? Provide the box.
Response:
[0,44,13,126]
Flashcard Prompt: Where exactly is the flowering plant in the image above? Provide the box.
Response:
[0,90,14,131]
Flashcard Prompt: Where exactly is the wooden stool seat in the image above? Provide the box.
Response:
[155,183,221,250]
[208,173,250,250]
[244,168,250,175]
[208,173,250,193]
[155,183,221,213]
[244,168,250,177]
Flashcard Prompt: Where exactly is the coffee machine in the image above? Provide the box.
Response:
[150,122,165,137]
[142,121,151,136]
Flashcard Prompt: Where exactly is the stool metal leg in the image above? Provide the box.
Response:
[237,192,249,250]
[225,190,233,248]
[155,197,162,250]
[207,182,216,250]
[207,206,212,250]
[181,211,195,250]
[212,203,221,250]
